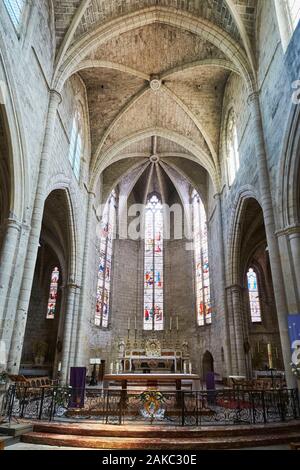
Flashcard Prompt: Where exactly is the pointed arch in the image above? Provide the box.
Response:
[90,128,219,193]
[52,7,254,93]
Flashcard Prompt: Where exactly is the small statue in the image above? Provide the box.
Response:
[182,340,189,356]
[118,339,125,356]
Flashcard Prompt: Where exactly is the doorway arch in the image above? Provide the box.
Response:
[202,350,214,379]
[20,189,75,378]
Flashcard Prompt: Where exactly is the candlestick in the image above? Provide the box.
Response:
[267,343,273,369]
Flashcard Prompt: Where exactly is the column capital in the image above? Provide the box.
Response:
[226,283,243,293]
[247,91,260,106]
[213,184,226,199]
[276,224,300,237]
[49,89,62,105]
[2,217,23,230]
[87,190,96,199]
[213,192,221,201]
[62,282,81,291]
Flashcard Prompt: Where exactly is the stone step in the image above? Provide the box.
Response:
[0,423,33,437]
[21,430,300,450]
[32,420,300,439]
[0,435,20,449]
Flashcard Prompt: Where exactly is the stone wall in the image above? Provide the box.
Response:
[0,2,299,383]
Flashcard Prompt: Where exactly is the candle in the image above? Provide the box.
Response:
[267,343,273,369]
[128,318,130,330]
[176,316,179,331]
[116,362,119,374]
[169,317,172,331]
[183,362,187,374]
[189,362,192,374]
[58,362,62,372]
[110,362,113,374]
[135,316,137,330]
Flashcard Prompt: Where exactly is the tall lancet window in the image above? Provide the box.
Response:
[144,194,164,331]
[69,112,82,181]
[192,190,211,326]
[286,0,300,30]
[226,109,240,186]
[46,267,60,320]
[275,0,300,50]
[247,268,262,323]
[4,0,26,30]
[95,191,116,328]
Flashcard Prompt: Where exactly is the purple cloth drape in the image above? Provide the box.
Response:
[206,372,215,391]
[69,367,86,408]
[206,372,216,405]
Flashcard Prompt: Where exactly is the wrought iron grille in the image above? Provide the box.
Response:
[1,385,299,426]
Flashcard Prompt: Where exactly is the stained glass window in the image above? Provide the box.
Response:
[285,0,300,31]
[46,267,60,320]
[275,0,300,50]
[226,109,240,186]
[4,0,26,30]
[144,194,164,331]
[247,268,262,323]
[95,191,116,328]
[192,190,211,326]
[69,114,82,180]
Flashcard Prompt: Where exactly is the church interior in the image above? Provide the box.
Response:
[0,0,300,451]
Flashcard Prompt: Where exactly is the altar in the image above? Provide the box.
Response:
[103,373,201,391]
[105,336,198,394]
[112,337,192,375]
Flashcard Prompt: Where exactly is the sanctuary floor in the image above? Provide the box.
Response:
[5,443,290,450]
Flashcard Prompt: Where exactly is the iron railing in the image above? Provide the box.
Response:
[1,385,299,426]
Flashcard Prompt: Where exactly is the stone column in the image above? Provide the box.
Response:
[0,218,22,366]
[226,286,238,374]
[60,283,78,384]
[276,225,300,314]
[248,92,295,387]
[75,192,95,367]
[7,90,62,373]
[0,218,22,324]
[288,227,300,299]
[230,285,247,376]
[214,194,232,376]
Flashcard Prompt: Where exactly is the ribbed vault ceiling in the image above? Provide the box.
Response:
[52,0,258,198]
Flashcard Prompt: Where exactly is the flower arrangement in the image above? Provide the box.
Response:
[139,389,166,422]
[0,370,8,385]
[140,389,165,404]
[290,362,300,379]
